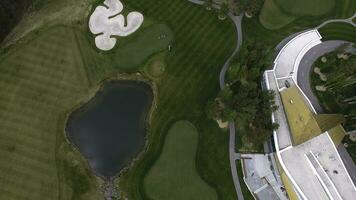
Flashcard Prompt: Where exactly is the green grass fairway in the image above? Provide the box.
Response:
[144,121,217,200]
[259,0,296,30]
[0,26,99,199]
[275,0,335,16]
[318,22,356,43]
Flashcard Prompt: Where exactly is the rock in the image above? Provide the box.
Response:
[350,133,356,142]
[218,14,226,20]
[337,53,349,60]
[314,67,327,81]
[216,119,228,129]
[316,85,327,91]
[244,12,252,18]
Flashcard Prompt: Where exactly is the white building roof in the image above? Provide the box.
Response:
[281,133,356,200]
[273,30,321,80]
[264,29,356,199]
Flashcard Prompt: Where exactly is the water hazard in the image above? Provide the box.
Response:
[66,81,153,178]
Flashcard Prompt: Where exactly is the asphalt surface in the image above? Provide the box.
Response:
[337,145,356,185]
[297,40,349,113]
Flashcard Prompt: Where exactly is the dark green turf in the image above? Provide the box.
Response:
[318,22,356,43]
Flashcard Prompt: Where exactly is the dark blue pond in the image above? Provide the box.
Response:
[66,81,153,178]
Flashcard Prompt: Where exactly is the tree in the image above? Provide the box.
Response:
[206,41,278,149]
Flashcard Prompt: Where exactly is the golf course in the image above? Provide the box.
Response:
[0,0,236,199]
[0,0,355,199]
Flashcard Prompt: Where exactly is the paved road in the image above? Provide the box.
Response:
[187,1,245,199]
[297,40,349,113]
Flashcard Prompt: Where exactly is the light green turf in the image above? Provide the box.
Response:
[274,0,335,16]
[144,121,217,200]
[0,26,100,199]
[259,0,296,30]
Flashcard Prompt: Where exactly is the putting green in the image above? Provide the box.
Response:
[144,121,217,200]
[110,24,173,71]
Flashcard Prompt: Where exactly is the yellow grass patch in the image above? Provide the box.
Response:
[280,86,322,145]
[274,154,298,200]
[328,125,346,146]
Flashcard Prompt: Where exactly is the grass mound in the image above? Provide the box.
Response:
[144,121,217,200]
[144,52,166,78]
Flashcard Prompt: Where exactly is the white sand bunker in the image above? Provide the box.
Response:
[89,0,144,51]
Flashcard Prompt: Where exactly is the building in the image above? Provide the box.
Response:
[263,30,356,200]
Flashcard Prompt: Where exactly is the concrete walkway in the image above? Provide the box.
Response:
[187,1,245,199]
[317,13,356,29]
[219,13,243,89]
